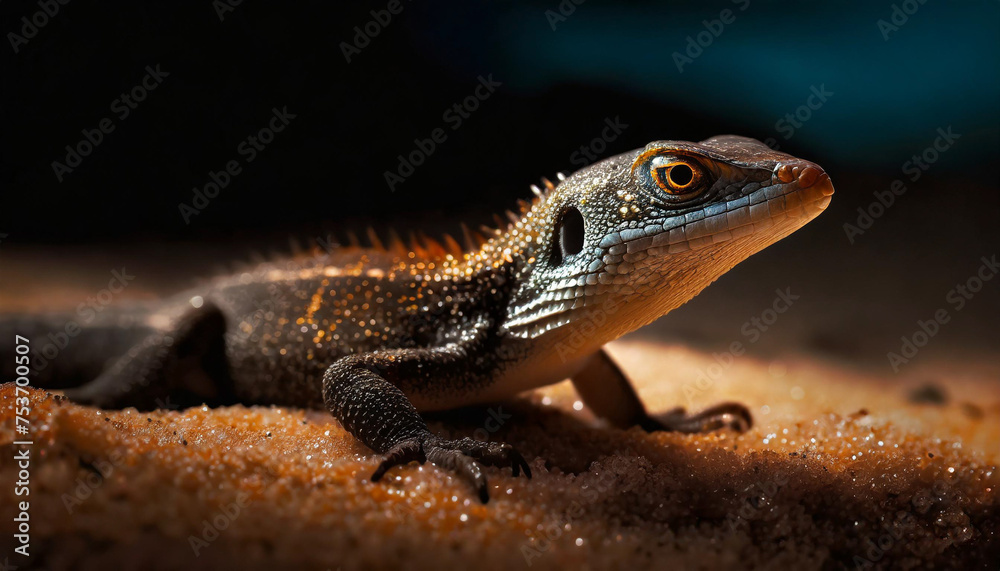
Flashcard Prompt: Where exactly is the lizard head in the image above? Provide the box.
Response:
[502,135,833,347]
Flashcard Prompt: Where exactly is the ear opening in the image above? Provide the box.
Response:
[551,207,585,265]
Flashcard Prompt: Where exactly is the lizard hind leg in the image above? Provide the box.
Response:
[64,302,235,410]
[323,351,531,503]
[571,349,752,434]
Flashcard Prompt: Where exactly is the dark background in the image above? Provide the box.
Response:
[1,1,998,372]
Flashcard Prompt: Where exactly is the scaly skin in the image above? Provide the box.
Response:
[55,135,833,502]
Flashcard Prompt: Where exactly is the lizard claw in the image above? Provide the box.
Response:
[371,438,426,482]
[450,437,532,479]
[508,447,532,479]
[642,402,753,434]
[371,435,532,503]
[426,443,491,503]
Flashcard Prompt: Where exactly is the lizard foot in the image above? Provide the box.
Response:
[641,402,753,434]
[370,435,531,503]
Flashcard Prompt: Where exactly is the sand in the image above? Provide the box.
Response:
[1,339,998,570]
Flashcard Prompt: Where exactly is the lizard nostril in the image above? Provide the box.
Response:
[774,162,829,191]
[775,164,796,183]
[796,166,824,189]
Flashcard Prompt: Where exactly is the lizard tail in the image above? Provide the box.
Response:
[0,309,156,391]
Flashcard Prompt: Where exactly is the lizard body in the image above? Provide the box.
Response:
[24,135,835,502]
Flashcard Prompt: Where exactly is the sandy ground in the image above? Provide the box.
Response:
[1,338,998,570]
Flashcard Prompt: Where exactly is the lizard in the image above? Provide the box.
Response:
[9,135,834,503]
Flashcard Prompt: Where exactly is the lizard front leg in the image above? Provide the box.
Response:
[322,347,531,503]
[571,349,752,433]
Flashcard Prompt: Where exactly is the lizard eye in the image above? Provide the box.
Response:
[649,156,704,195]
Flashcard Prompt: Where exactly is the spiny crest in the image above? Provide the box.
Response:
[210,172,567,281]
[301,173,565,261]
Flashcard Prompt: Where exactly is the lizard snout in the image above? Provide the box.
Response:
[772,160,834,217]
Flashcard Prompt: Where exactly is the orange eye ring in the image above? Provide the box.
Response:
[649,157,703,195]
